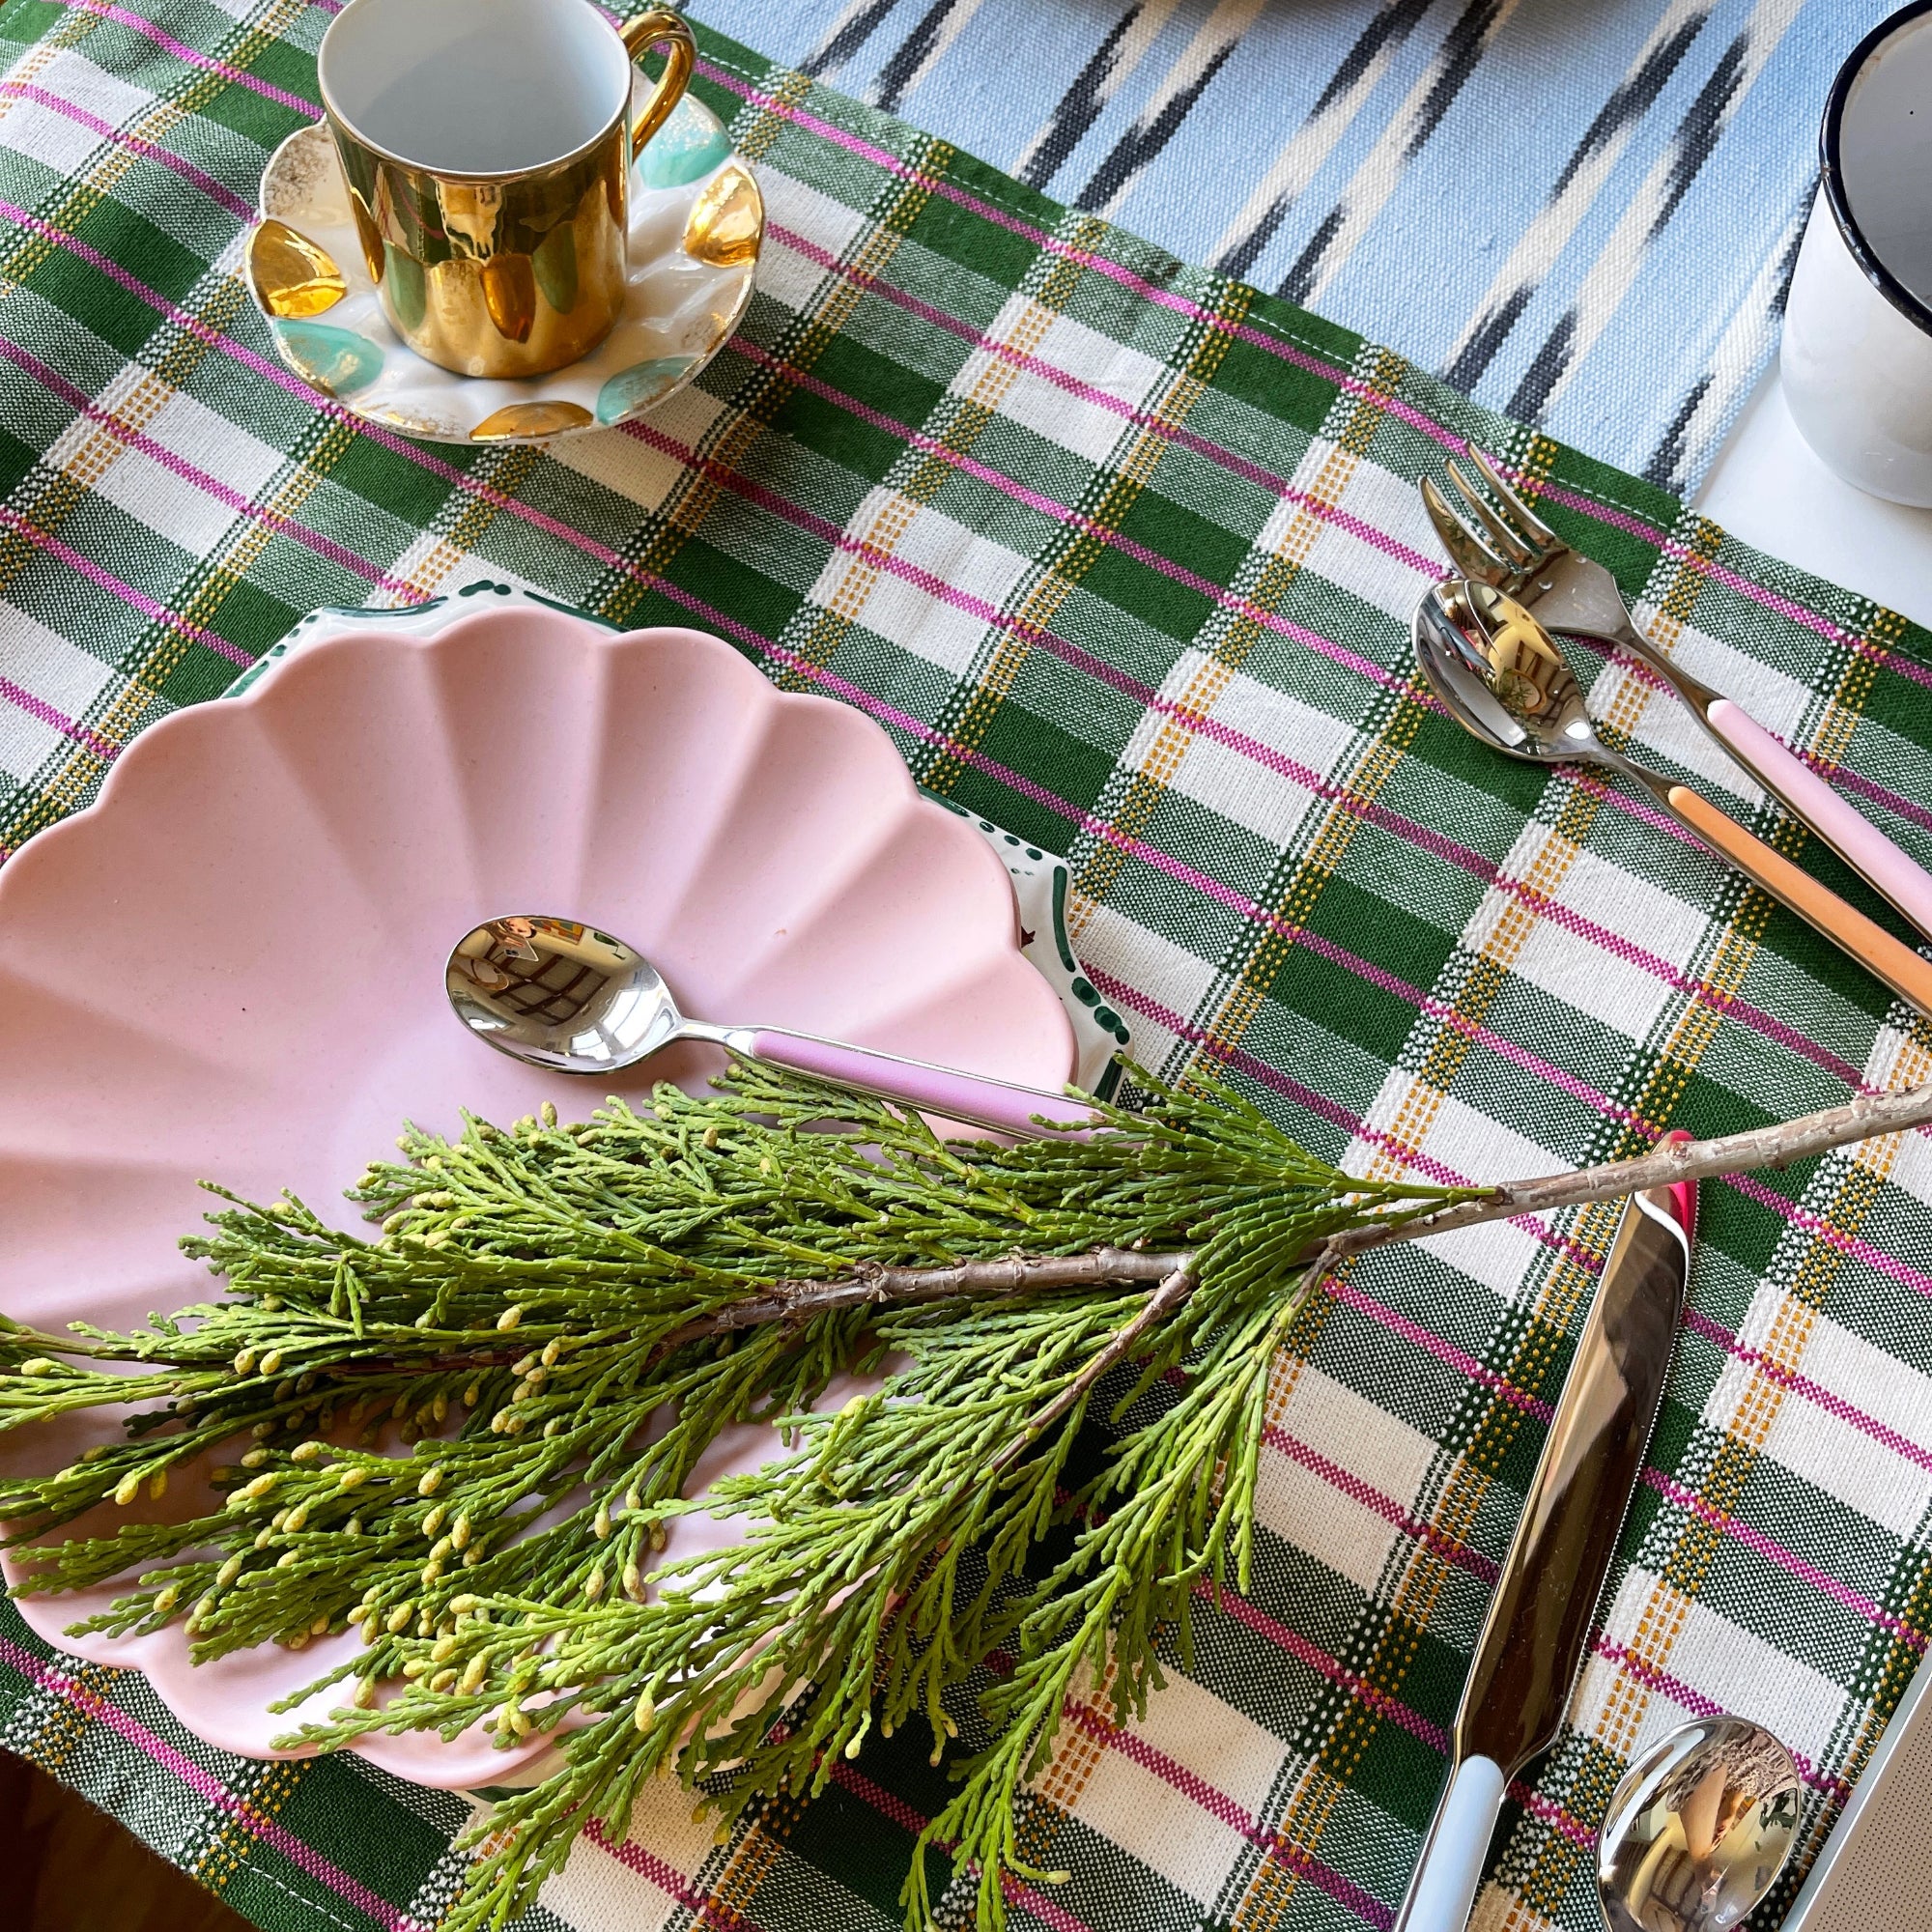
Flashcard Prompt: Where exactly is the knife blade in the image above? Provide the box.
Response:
[1393,1165,1695,1932]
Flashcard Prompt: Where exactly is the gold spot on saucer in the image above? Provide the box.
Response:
[470,401,596,441]
[373,406,461,438]
[246,218,348,319]
[683,163,763,270]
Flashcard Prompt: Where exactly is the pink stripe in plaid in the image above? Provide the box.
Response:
[582,1819,771,1932]
[1085,953,1659,1140]
[0,671,118,761]
[1266,1426,1500,1582]
[1682,1306,1932,1468]
[625,412,1405,689]
[1640,1466,1925,1643]
[753,231,1442,580]
[0,503,244,662]
[1574,632,1932,842]
[1726,1171,1932,1301]
[0,1634,427,1929]
[1211,1582,1448,1751]
[1063,1700,1395,1927]
[829,1761,1104,1932]
[1324,1275,1555,1422]
[0,332,418,597]
[0,80,254,217]
[51,0,320,113]
[1508,1782,1595,1851]
[1595,1637,1852,1801]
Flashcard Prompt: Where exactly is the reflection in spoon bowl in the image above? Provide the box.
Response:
[1597,1716,1800,1932]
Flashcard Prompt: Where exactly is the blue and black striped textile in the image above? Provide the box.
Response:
[690,0,1892,491]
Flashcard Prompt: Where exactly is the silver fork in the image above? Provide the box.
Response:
[1421,450,1932,945]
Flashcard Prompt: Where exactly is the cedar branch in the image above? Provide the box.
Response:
[985,1264,1199,1475]
[1323,1072,1932,1257]
[666,1073,1932,1323]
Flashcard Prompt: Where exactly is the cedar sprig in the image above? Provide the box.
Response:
[0,1063,1476,1932]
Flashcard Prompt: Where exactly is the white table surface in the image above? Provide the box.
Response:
[1696,361,1932,632]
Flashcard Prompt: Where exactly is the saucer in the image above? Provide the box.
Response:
[246,92,761,445]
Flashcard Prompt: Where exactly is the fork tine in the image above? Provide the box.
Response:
[1420,475,1507,580]
[1445,460,1541,572]
[1468,447,1560,552]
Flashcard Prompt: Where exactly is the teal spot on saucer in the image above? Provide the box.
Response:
[636,94,731,189]
[596,355,696,424]
[274,318,382,397]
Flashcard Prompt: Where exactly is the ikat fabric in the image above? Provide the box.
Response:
[693,0,1898,494]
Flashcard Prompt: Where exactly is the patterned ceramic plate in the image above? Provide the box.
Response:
[0,600,1075,1783]
[246,92,760,445]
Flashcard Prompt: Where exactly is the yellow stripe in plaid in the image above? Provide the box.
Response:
[923,262,1248,794]
[793,240,1097,696]
[1115,347,1421,1065]
[1067,432,1361,950]
[609,128,943,639]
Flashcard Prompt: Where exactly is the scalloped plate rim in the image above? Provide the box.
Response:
[0,606,1074,1784]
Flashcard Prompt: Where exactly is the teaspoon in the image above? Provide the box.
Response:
[1415,579,1932,1018]
[445,916,1099,1136]
[1598,1716,1801,1932]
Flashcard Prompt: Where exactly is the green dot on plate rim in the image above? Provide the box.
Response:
[597,355,697,424]
[273,318,383,397]
[637,96,732,190]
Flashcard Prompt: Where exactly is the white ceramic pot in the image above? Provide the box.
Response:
[1782,2,1932,505]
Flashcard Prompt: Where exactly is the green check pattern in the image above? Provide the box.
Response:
[1,4,1930,1930]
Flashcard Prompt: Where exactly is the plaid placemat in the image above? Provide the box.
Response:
[690,0,1895,495]
[0,5,1930,1931]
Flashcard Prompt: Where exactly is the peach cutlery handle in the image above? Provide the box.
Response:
[1706,699,1932,942]
[1665,784,1932,1015]
[747,1030,1100,1136]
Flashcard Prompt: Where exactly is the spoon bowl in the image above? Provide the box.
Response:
[445,915,1100,1136]
[1414,576,1598,764]
[446,918,682,1072]
[1597,1716,1801,1932]
[1413,578,1932,1020]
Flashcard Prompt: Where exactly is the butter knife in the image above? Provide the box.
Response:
[1393,1161,1696,1932]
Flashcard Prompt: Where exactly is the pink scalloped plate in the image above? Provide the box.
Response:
[0,605,1073,1785]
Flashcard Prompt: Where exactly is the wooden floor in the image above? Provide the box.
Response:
[0,1751,251,1931]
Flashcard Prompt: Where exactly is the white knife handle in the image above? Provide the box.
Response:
[1393,1755,1507,1932]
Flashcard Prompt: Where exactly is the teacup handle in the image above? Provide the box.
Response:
[620,8,696,159]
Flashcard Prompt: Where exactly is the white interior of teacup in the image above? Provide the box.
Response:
[319,0,634,176]
[1839,11,1932,311]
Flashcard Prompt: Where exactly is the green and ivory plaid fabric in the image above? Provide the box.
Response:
[2,4,1931,1930]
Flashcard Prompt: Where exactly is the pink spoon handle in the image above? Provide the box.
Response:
[1708,699,1932,942]
[747,1029,1098,1136]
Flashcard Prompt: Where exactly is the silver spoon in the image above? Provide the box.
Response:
[445,916,1098,1136]
[1598,1716,1801,1932]
[1414,579,1932,1018]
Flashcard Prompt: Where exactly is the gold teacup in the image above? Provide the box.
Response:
[316,0,695,380]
